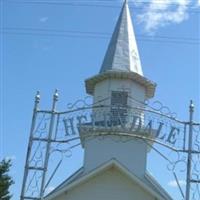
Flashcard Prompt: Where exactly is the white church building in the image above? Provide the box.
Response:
[45,1,173,200]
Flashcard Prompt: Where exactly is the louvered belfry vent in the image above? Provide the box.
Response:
[111,91,128,124]
[111,91,128,106]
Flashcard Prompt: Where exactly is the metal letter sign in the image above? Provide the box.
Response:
[20,93,200,200]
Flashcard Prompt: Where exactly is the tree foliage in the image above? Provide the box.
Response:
[0,159,14,200]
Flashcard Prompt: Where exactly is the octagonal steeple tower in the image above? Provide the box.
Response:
[82,0,156,177]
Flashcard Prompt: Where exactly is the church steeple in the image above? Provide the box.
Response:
[85,1,155,99]
[100,0,143,76]
[82,0,157,178]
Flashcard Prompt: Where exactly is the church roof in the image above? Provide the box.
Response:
[100,0,143,75]
[45,159,173,200]
[45,167,84,197]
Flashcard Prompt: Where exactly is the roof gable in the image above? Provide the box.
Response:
[45,159,172,200]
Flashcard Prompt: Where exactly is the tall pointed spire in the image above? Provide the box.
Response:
[85,0,156,98]
[100,0,143,76]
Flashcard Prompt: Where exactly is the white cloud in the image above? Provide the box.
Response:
[39,17,49,23]
[137,0,192,33]
[168,180,186,187]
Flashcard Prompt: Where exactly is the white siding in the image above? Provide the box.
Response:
[83,136,147,177]
[94,79,146,107]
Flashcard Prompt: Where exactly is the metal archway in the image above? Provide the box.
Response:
[20,91,200,200]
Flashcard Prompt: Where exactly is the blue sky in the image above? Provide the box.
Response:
[0,0,200,199]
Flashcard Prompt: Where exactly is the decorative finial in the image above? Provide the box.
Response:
[53,89,59,102]
[189,100,194,112]
[35,91,40,104]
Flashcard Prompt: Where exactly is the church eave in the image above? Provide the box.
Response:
[45,167,84,199]
[144,172,173,200]
[85,71,156,98]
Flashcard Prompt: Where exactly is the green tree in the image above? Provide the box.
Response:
[0,159,14,200]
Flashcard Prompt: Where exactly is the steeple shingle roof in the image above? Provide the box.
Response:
[100,0,143,76]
